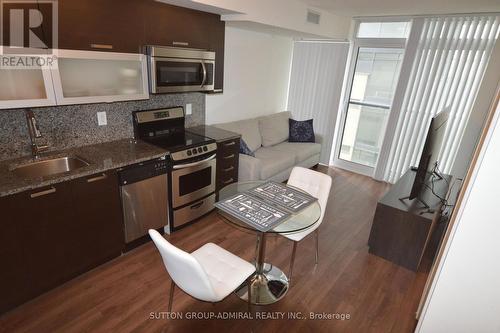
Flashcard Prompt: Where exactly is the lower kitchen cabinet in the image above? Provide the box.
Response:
[22,182,76,291]
[0,194,33,313]
[67,171,124,274]
[217,138,240,192]
[0,170,124,314]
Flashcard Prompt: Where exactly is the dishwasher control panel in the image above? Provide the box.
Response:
[153,160,169,172]
[119,157,169,186]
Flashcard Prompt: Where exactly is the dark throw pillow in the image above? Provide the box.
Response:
[240,139,255,157]
[289,119,315,143]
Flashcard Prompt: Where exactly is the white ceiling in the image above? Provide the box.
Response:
[301,0,500,17]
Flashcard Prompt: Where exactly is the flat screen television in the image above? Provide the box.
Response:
[408,110,449,200]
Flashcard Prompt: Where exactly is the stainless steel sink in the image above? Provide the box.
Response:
[11,156,90,179]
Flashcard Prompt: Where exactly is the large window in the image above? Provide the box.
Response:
[334,16,499,181]
[357,21,411,38]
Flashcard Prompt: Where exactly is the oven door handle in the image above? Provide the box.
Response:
[200,61,207,87]
[172,154,216,170]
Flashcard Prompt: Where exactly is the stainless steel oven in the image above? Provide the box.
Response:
[171,152,216,208]
[133,107,217,232]
[146,46,215,93]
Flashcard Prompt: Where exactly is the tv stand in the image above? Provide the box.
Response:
[368,168,451,271]
[398,195,431,210]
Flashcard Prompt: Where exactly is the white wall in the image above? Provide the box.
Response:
[452,39,500,179]
[417,98,500,332]
[205,24,293,124]
[160,0,352,39]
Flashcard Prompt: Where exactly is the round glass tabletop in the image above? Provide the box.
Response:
[217,181,321,234]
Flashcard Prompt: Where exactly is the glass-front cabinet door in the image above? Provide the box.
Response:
[0,53,56,109]
[51,50,149,105]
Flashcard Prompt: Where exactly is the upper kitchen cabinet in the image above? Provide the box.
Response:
[0,54,57,110]
[51,49,149,105]
[57,0,145,53]
[142,2,214,50]
[57,0,225,91]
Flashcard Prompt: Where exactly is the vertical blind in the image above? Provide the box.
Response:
[379,15,500,183]
[287,41,349,164]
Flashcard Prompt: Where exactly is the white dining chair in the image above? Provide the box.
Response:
[148,229,256,311]
[283,166,332,283]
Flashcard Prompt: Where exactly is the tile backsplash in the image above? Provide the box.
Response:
[0,93,205,161]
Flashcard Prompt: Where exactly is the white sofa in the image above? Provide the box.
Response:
[214,111,321,182]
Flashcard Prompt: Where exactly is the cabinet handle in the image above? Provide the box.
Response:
[30,187,56,198]
[223,154,235,160]
[224,141,236,147]
[86,173,108,183]
[190,201,204,209]
[223,178,234,185]
[223,166,234,172]
[90,43,113,50]
[172,41,189,47]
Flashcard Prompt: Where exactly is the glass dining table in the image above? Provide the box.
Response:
[217,181,321,305]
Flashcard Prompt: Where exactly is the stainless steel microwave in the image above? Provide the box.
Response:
[146,46,215,93]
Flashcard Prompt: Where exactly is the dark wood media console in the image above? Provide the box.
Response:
[368,169,451,271]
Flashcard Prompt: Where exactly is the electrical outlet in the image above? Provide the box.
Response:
[97,112,107,126]
[185,103,192,115]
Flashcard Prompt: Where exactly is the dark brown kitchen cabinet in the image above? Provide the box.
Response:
[57,0,145,53]
[0,171,124,314]
[0,182,74,313]
[66,171,124,274]
[55,0,225,90]
[143,1,211,50]
[217,138,240,192]
[0,194,33,313]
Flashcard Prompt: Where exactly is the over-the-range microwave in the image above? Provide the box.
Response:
[146,45,215,93]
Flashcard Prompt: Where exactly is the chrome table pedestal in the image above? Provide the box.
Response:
[235,232,289,305]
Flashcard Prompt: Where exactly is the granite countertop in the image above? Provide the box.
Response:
[187,125,241,143]
[0,139,168,198]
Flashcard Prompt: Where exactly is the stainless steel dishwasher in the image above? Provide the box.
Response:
[119,157,169,243]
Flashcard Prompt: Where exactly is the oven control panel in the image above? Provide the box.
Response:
[171,143,217,162]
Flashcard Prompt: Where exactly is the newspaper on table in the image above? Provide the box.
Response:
[215,181,317,232]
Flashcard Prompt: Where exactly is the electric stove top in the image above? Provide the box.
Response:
[144,131,214,153]
[133,107,217,162]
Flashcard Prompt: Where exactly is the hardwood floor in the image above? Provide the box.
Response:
[0,167,430,333]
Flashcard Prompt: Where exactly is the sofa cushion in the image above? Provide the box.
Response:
[258,111,291,147]
[238,154,261,181]
[269,142,321,163]
[214,119,261,152]
[254,147,295,180]
[289,119,315,143]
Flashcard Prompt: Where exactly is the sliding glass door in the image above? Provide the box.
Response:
[332,20,410,176]
[339,47,404,167]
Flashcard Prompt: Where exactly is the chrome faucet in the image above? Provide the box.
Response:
[25,110,49,159]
